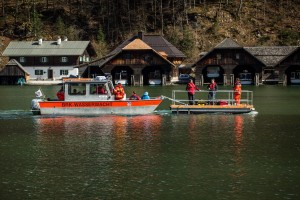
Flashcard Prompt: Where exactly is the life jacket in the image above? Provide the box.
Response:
[114,86,124,100]
[56,91,65,101]
[234,82,242,95]
[209,82,217,90]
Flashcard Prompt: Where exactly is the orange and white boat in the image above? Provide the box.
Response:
[31,77,162,115]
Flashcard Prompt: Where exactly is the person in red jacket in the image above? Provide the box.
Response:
[186,79,200,105]
[207,78,218,105]
[56,87,65,101]
[233,78,242,105]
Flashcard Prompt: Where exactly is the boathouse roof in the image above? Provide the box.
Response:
[215,38,242,49]
[2,40,91,56]
[244,46,298,66]
[108,32,186,58]
[0,59,30,76]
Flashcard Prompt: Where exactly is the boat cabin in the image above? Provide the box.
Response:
[62,77,117,101]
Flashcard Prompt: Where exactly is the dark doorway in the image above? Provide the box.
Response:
[48,69,53,79]
[111,66,133,85]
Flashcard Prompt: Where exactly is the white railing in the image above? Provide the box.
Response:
[169,90,254,106]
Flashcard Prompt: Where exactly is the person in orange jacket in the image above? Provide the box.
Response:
[233,78,242,105]
[114,82,125,100]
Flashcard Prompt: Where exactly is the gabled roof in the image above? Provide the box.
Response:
[4,59,30,75]
[77,39,176,71]
[109,32,186,58]
[122,39,152,50]
[215,38,242,49]
[2,40,90,56]
[244,46,298,66]
[192,38,263,67]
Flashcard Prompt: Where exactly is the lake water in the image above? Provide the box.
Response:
[0,85,300,200]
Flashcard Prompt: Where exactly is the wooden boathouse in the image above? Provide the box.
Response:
[77,32,186,86]
[0,59,30,85]
[193,38,300,86]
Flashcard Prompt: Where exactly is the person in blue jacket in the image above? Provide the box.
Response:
[141,91,150,100]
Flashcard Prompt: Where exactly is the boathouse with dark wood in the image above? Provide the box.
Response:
[275,47,300,85]
[193,38,265,86]
[0,59,30,85]
[78,32,186,86]
[193,38,300,86]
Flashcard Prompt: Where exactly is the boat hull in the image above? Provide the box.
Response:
[170,104,255,114]
[36,99,162,115]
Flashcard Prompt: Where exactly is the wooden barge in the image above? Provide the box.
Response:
[164,90,255,114]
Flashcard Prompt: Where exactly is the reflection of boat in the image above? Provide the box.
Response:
[163,90,255,114]
[114,70,128,85]
[148,70,161,85]
[31,77,162,115]
[239,72,253,85]
[207,66,220,78]
[290,71,300,84]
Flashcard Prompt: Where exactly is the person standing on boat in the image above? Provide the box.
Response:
[113,82,125,100]
[233,78,242,105]
[186,79,200,105]
[129,91,140,100]
[207,78,218,105]
[56,87,65,101]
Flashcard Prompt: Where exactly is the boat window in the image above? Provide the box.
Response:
[90,84,107,95]
[68,83,86,95]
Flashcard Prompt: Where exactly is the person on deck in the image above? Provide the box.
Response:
[96,85,105,94]
[233,78,242,105]
[113,82,125,100]
[186,79,200,105]
[141,92,150,100]
[56,87,65,101]
[129,91,140,100]
[207,78,218,105]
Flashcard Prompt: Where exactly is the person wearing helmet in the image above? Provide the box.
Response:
[141,91,150,100]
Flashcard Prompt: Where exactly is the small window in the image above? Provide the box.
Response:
[19,57,25,63]
[90,84,107,95]
[216,54,221,60]
[60,70,69,75]
[61,57,68,62]
[68,83,86,95]
[35,70,44,75]
[41,57,48,63]
[236,53,240,59]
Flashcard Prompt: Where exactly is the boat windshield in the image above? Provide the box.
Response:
[68,83,86,95]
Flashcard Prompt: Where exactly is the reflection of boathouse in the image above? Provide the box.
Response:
[78,32,186,86]
[193,38,300,85]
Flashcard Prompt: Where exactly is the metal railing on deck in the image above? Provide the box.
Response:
[170,90,254,106]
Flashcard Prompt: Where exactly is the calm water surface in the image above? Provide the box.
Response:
[0,85,300,200]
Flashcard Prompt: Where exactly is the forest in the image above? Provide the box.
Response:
[0,0,300,63]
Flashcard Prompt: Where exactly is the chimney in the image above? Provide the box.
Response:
[57,36,61,45]
[138,31,144,40]
[38,38,43,45]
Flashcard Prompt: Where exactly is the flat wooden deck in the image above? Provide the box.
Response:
[170,104,255,114]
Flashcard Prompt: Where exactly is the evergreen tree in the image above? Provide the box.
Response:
[55,16,65,37]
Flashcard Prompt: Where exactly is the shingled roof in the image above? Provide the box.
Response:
[244,46,298,66]
[215,38,242,49]
[2,40,90,56]
[109,32,186,58]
